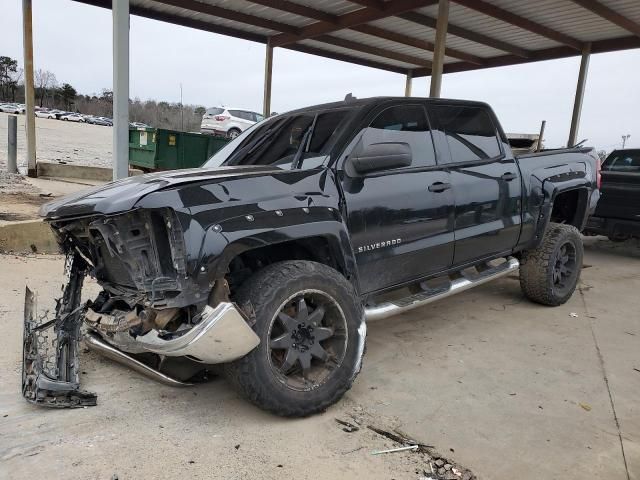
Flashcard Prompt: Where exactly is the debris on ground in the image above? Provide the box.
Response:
[0,171,31,192]
[355,408,475,480]
[371,445,419,455]
[579,403,592,411]
[570,312,579,318]
[335,418,360,433]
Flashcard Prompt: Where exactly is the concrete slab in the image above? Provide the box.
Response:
[0,237,638,479]
[0,176,101,252]
[37,161,142,182]
[0,219,57,253]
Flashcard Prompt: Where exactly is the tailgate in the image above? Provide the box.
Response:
[595,171,640,221]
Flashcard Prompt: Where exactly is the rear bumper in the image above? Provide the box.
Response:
[584,216,640,238]
[200,127,227,136]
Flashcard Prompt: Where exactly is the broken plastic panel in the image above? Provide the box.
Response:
[22,254,97,408]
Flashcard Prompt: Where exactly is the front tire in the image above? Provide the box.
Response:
[225,260,366,417]
[227,128,241,139]
[519,223,583,306]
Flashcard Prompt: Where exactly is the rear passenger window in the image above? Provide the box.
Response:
[230,110,250,120]
[369,105,436,167]
[434,105,502,162]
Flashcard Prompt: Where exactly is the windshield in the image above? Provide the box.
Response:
[203,108,351,169]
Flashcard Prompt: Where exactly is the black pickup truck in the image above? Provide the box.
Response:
[585,148,640,241]
[23,97,600,416]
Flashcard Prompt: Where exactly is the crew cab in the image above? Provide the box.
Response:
[585,148,640,241]
[23,97,599,416]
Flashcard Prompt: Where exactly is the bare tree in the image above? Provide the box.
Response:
[0,56,18,100]
[35,68,58,107]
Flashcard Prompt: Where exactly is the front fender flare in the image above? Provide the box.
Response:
[195,207,360,292]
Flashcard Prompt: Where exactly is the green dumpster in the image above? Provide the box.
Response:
[129,127,229,171]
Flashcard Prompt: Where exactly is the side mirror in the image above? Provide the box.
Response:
[349,141,412,174]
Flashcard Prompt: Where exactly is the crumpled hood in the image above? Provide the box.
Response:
[40,166,282,220]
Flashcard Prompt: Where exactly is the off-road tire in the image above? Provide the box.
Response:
[224,260,366,417]
[519,222,583,306]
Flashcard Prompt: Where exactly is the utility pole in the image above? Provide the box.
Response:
[622,134,631,149]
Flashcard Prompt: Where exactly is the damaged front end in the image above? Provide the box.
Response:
[22,254,97,407]
[23,207,259,408]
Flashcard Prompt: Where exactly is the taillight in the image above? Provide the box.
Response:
[596,157,602,189]
[215,115,229,121]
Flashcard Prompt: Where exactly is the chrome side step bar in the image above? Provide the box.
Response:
[364,257,520,322]
[84,332,192,387]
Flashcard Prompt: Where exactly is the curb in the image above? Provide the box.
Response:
[37,161,143,182]
[0,219,58,254]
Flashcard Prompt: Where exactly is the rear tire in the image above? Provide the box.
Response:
[225,260,366,417]
[519,223,583,306]
[227,128,241,139]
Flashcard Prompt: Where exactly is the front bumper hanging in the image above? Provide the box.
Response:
[22,255,97,408]
[22,254,261,409]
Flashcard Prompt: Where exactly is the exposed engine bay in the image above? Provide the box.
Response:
[22,208,260,407]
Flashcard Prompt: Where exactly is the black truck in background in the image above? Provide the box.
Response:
[585,149,640,241]
[24,97,600,416]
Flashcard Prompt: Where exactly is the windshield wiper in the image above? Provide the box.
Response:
[292,115,317,170]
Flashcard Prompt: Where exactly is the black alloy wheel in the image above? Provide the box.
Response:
[552,240,578,295]
[267,291,348,392]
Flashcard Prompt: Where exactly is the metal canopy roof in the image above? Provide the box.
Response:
[74,0,640,76]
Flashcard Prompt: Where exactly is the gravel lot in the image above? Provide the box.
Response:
[0,112,112,174]
[1,237,638,479]
[0,112,111,222]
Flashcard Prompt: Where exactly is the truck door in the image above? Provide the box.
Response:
[340,103,455,294]
[429,104,522,266]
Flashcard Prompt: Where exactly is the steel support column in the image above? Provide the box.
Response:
[22,0,37,177]
[113,0,130,180]
[263,39,273,118]
[429,0,449,98]
[405,70,413,97]
[567,43,591,147]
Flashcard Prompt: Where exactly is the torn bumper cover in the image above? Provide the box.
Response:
[22,256,97,408]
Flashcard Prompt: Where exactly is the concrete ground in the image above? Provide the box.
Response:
[0,237,638,479]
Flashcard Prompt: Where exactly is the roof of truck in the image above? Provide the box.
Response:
[283,95,491,115]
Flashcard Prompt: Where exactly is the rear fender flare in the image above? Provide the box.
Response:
[528,172,592,248]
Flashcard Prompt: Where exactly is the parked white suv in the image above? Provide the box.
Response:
[200,107,264,138]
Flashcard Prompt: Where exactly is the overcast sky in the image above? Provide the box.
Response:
[2,0,639,150]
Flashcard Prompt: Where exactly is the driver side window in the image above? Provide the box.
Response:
[369,105,436,167]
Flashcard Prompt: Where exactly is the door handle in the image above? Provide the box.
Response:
[428,182,451,193]
[501,172,518,181]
